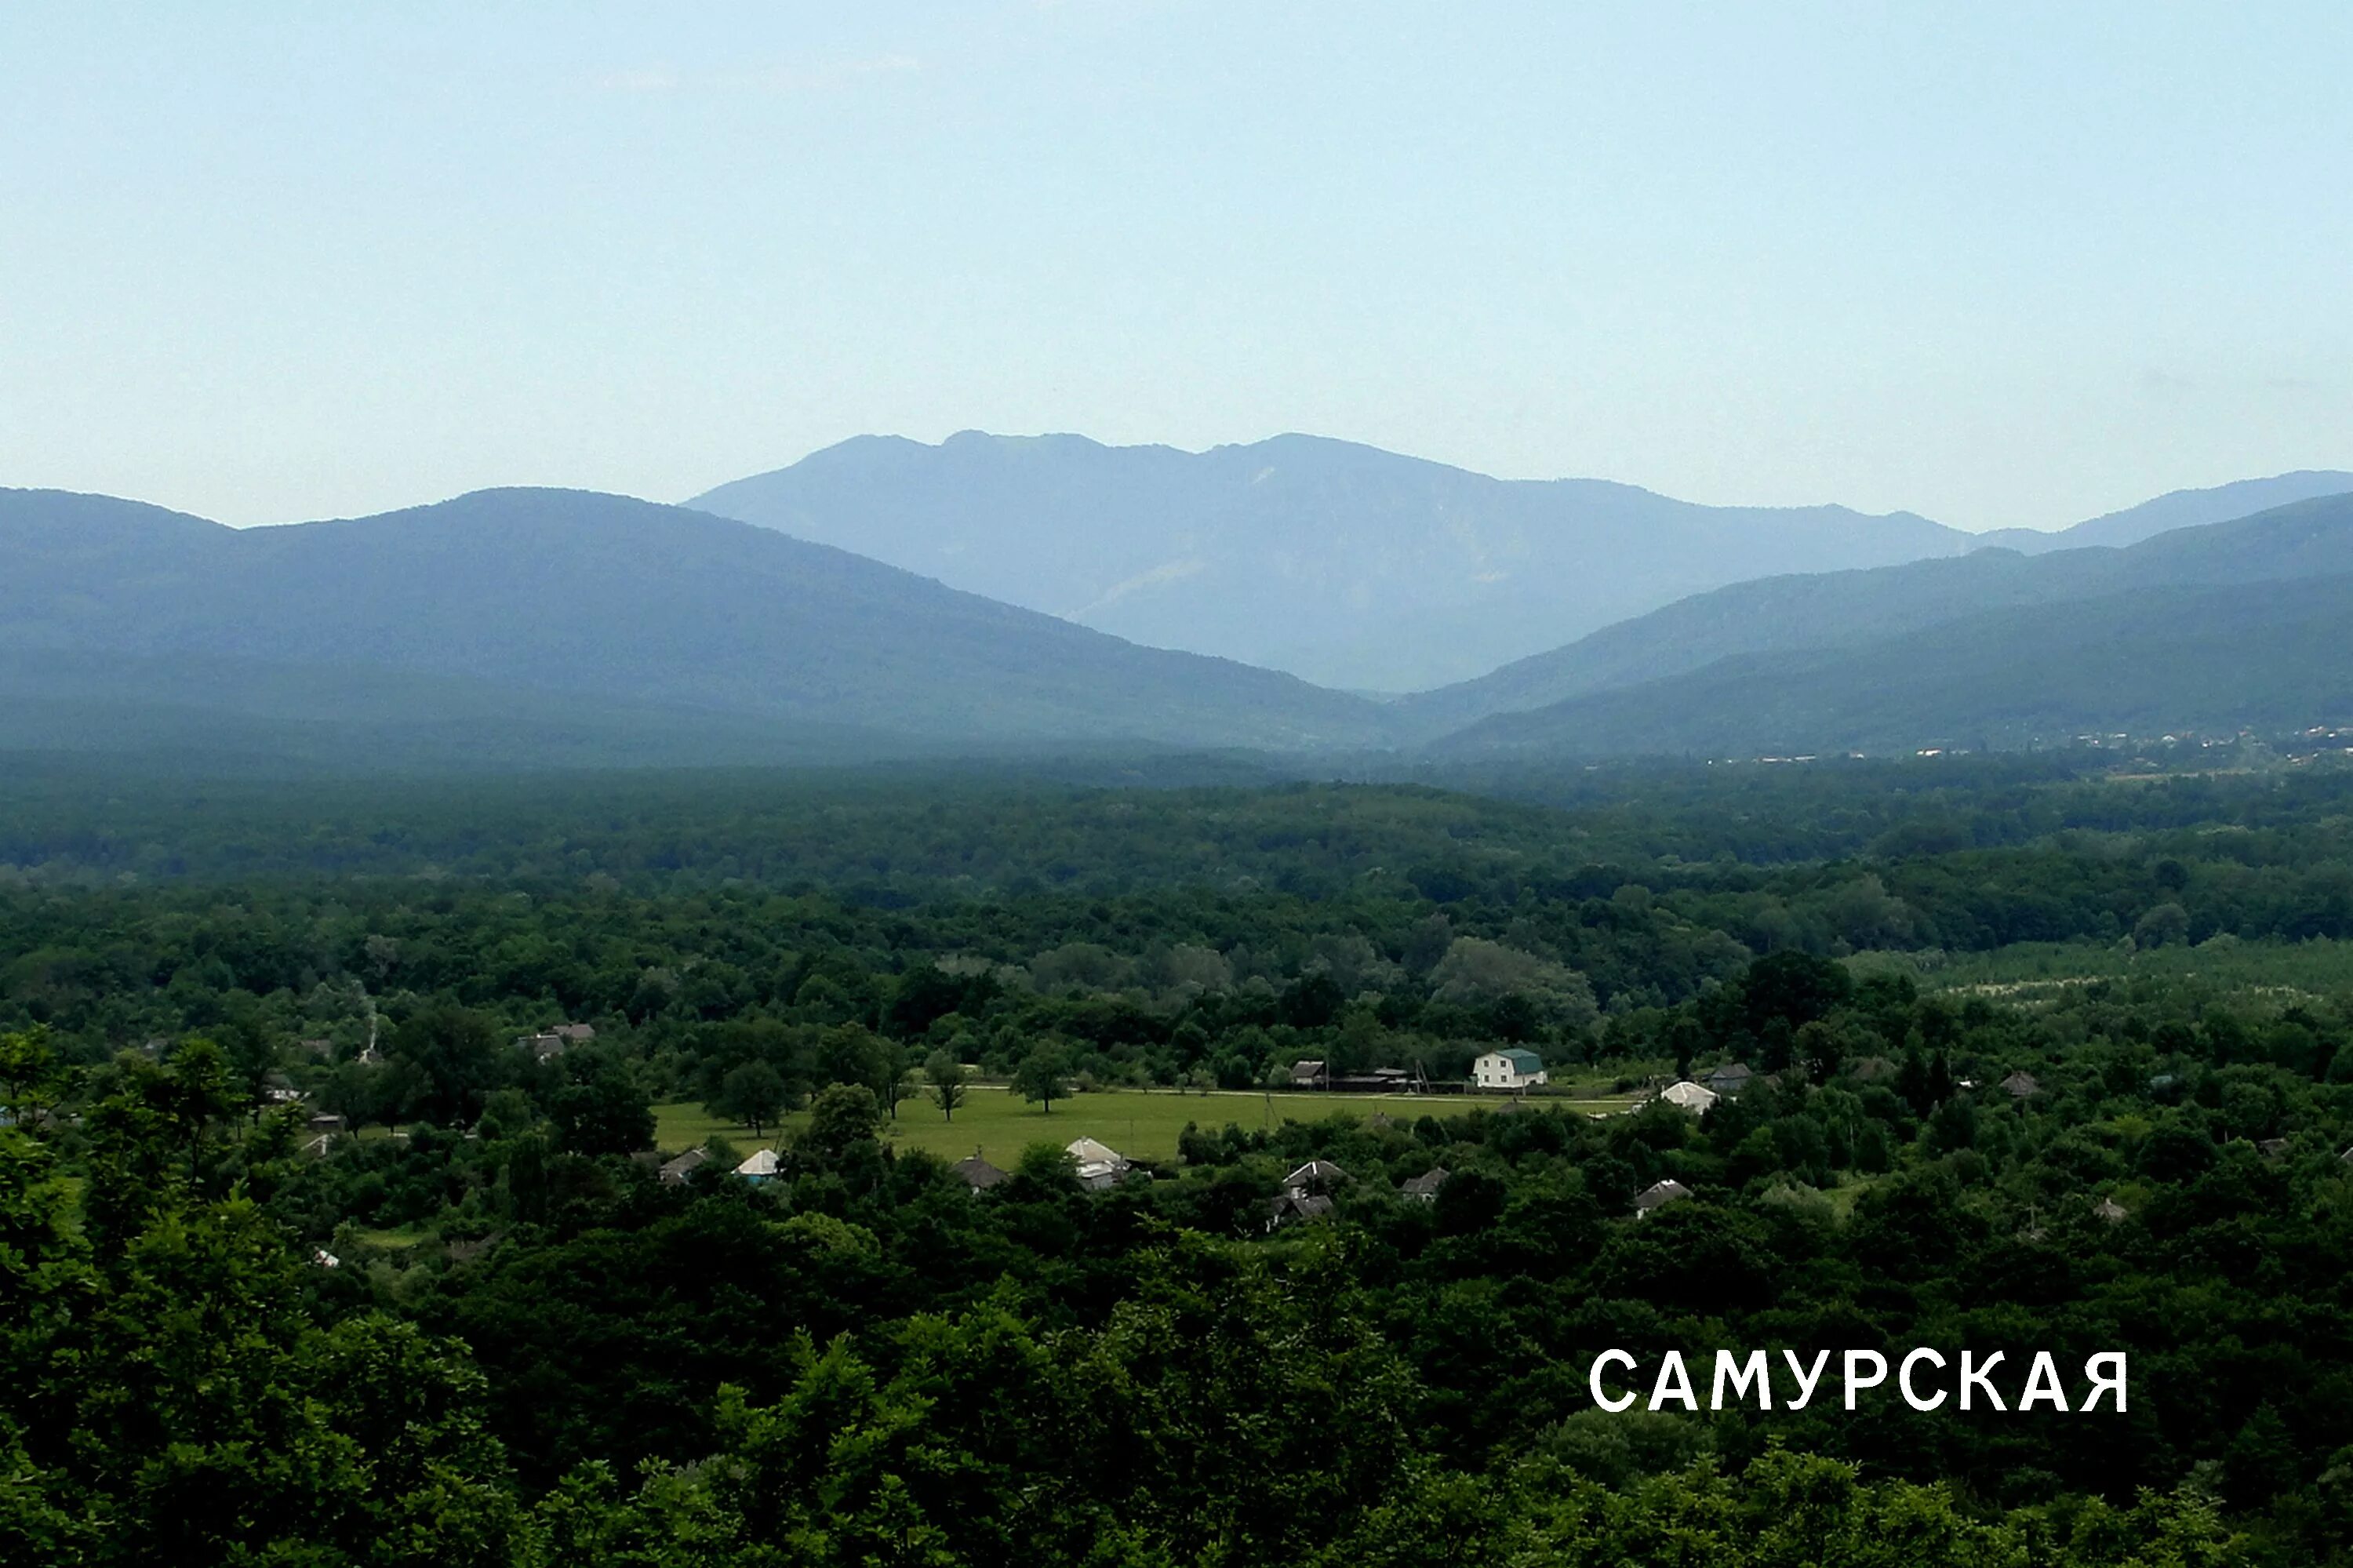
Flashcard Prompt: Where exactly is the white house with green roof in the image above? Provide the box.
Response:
[1473,1048,1546,1091]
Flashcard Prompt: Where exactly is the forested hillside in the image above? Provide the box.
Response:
[6,760,2353,1563]
[1440,573,2353,758]
[0,486,1391,761]
[1407,493,2353,731]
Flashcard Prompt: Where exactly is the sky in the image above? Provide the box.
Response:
[3,2,2350,530]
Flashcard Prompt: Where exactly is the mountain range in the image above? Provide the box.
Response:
[4,444,2351,773]
[1402,492,2353,734]
[689,432,2353,692]
[1427,494,2353,757]
[689,432,1966,691]
[0,487,1391,766]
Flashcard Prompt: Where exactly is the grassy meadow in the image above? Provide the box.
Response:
[655,1082,1640,1167]
[1856,934,2353,1010]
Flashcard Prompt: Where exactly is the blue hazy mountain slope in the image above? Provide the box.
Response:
[1431,550,2353,760]
[1972,471,2353,554]
[0,486,1395,762]
[1401,493,2353,733]
[687,431,1971,691]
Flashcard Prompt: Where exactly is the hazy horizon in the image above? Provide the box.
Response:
[18,426,2348,540]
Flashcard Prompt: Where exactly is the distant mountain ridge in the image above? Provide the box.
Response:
[1431,493,2353,758]
[0,486,1395,765]
[10,460,2353,776]
[1404,492,2353,732]
[689,431,1975,691]
[1972,471,2353,554]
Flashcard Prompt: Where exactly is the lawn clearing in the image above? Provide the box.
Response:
[1852,936,2353,1010]
[655,1084,1633,1166]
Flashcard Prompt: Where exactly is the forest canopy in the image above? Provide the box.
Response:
[5,755,2353,1564]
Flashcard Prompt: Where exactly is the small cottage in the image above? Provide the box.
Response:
[1289,1059,1329,1090]
[1282,1159,1350,1194]
[1703,1062,1755,1097]
[1634,1179,1692,1216]
[1473,1049,1547,1092]
[1400,1168,1449,1202]
[1267,1190,1336,1230]
[1067,1137,1130,1191]
[658,1148,709,1186]
[2001,1071,2042,1100]
[735,1148,780,1182]
[1659,1080,1718,1115]
[952,1151,1008,1191]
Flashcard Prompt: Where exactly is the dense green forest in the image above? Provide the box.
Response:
[8,755,2353,1563]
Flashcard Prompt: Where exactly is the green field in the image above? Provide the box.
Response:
[1854,935,2353,1010]
[654,1083,1638,1166]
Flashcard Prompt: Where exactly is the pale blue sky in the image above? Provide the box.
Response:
[4,2,2349,529]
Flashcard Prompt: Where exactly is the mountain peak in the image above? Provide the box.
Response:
[689,435,1970,690]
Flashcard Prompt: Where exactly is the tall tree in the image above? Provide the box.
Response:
[925,1050,969,1122]
[712,1060,787,1137]
[1010,1046,1070,1115]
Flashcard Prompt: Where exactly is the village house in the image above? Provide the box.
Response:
[1703,1062,1755,1097]
[1400,1167,1449,1202]
[952,1151,1008,1191]
[734,1148,780,1182]
[515,1022,598,1061]
[1634,1178,1692,1216]
[2001,1070,2042,1100]
[1289,1059,1328,1089]
[1659,1080,1718,1115]
[1282,1159,1349,1195]
[1266,1159,1349,1230]
[1067,1137,1129,1191]
[657,1148,708,1186]
[1267,1190,1334,1228]
[1472,1048,1546,1092]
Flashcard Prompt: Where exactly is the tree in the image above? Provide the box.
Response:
[388,1005,504,1128]
[802,1082,883,1158]
[1736,951,1853,1038]
[817,1023,900,1106]
[925,1050,969,1122]
[0,1026,63,1130]
[551,1068,655,1158]
[2133,900,2192,948]
[712,1060,787,1137]
[1011,1046,1071,1114]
